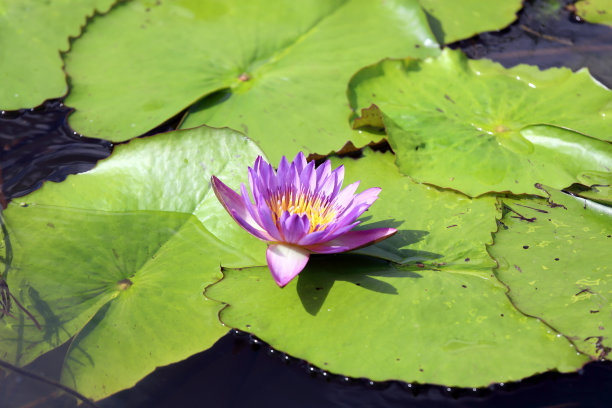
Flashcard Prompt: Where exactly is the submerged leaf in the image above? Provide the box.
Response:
[489,186,612,360]
[63,0,439,161]
[349,49,612,196]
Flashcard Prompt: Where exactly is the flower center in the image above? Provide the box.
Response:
[267,190,336,233]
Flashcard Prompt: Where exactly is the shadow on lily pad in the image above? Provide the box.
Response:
[296,254,423,316]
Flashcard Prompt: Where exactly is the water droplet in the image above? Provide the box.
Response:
[14,93,19,97]
[446,387,451,392]
[528,83,536,89]
[556,334,562,338]
[472,388,477,392]
[131,123,136,128]
[516,76,521,80]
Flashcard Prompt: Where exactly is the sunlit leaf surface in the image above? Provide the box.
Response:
[63,0,439,162]
[0,126,266,399]
[350,49,612,196]
[206,153,588,387]
[490,187,612,360]
[0,0,115,109]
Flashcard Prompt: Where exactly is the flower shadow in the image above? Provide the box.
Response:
[296,253,424,316]
[354,218,443,264]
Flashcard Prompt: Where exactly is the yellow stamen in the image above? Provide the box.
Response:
[267,190,336,233]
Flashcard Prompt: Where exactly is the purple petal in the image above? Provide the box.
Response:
[281,213,310,244]
[266,244,310,287]
[305,228,397,254]
[292,152,307,173]
[353,187,381,207]
[277,156,290,188]
[333,181,360,208]
[240,182,262,225]
[257,203,283,241]
[330,165,345,197]
[299,160,316,194]
[211,176,258,228]
[315,160,331,185]
[230,209,273,241]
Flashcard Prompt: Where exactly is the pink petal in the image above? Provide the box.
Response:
[266,244,311,287]
[305,228,397,254]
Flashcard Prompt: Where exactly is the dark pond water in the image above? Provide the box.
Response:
[1,0,612,407]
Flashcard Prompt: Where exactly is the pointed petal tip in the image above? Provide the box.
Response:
[267,244,310,288]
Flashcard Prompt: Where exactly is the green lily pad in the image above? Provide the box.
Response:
[489,186,612,360]
[208,257,587,387]
[349,49,612,197]
[0,126,266,399]
[63,0,439,162]
[205,152,588,387]
[335,150,498,276]
[419,0,522,44]
[575,0,612,26]
[0,0,115,110]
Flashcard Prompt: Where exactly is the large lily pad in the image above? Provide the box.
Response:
[63,0,439,162]
[336,150,498,275]
[419,0,522,44]
[574,0,612,26]
[349,49,612,197]
[489,186,612,360]
[0,0,115,110]
[0,126,266,399]
[206,152,588,387]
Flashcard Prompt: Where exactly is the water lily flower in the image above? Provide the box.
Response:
[211,152,396,287]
